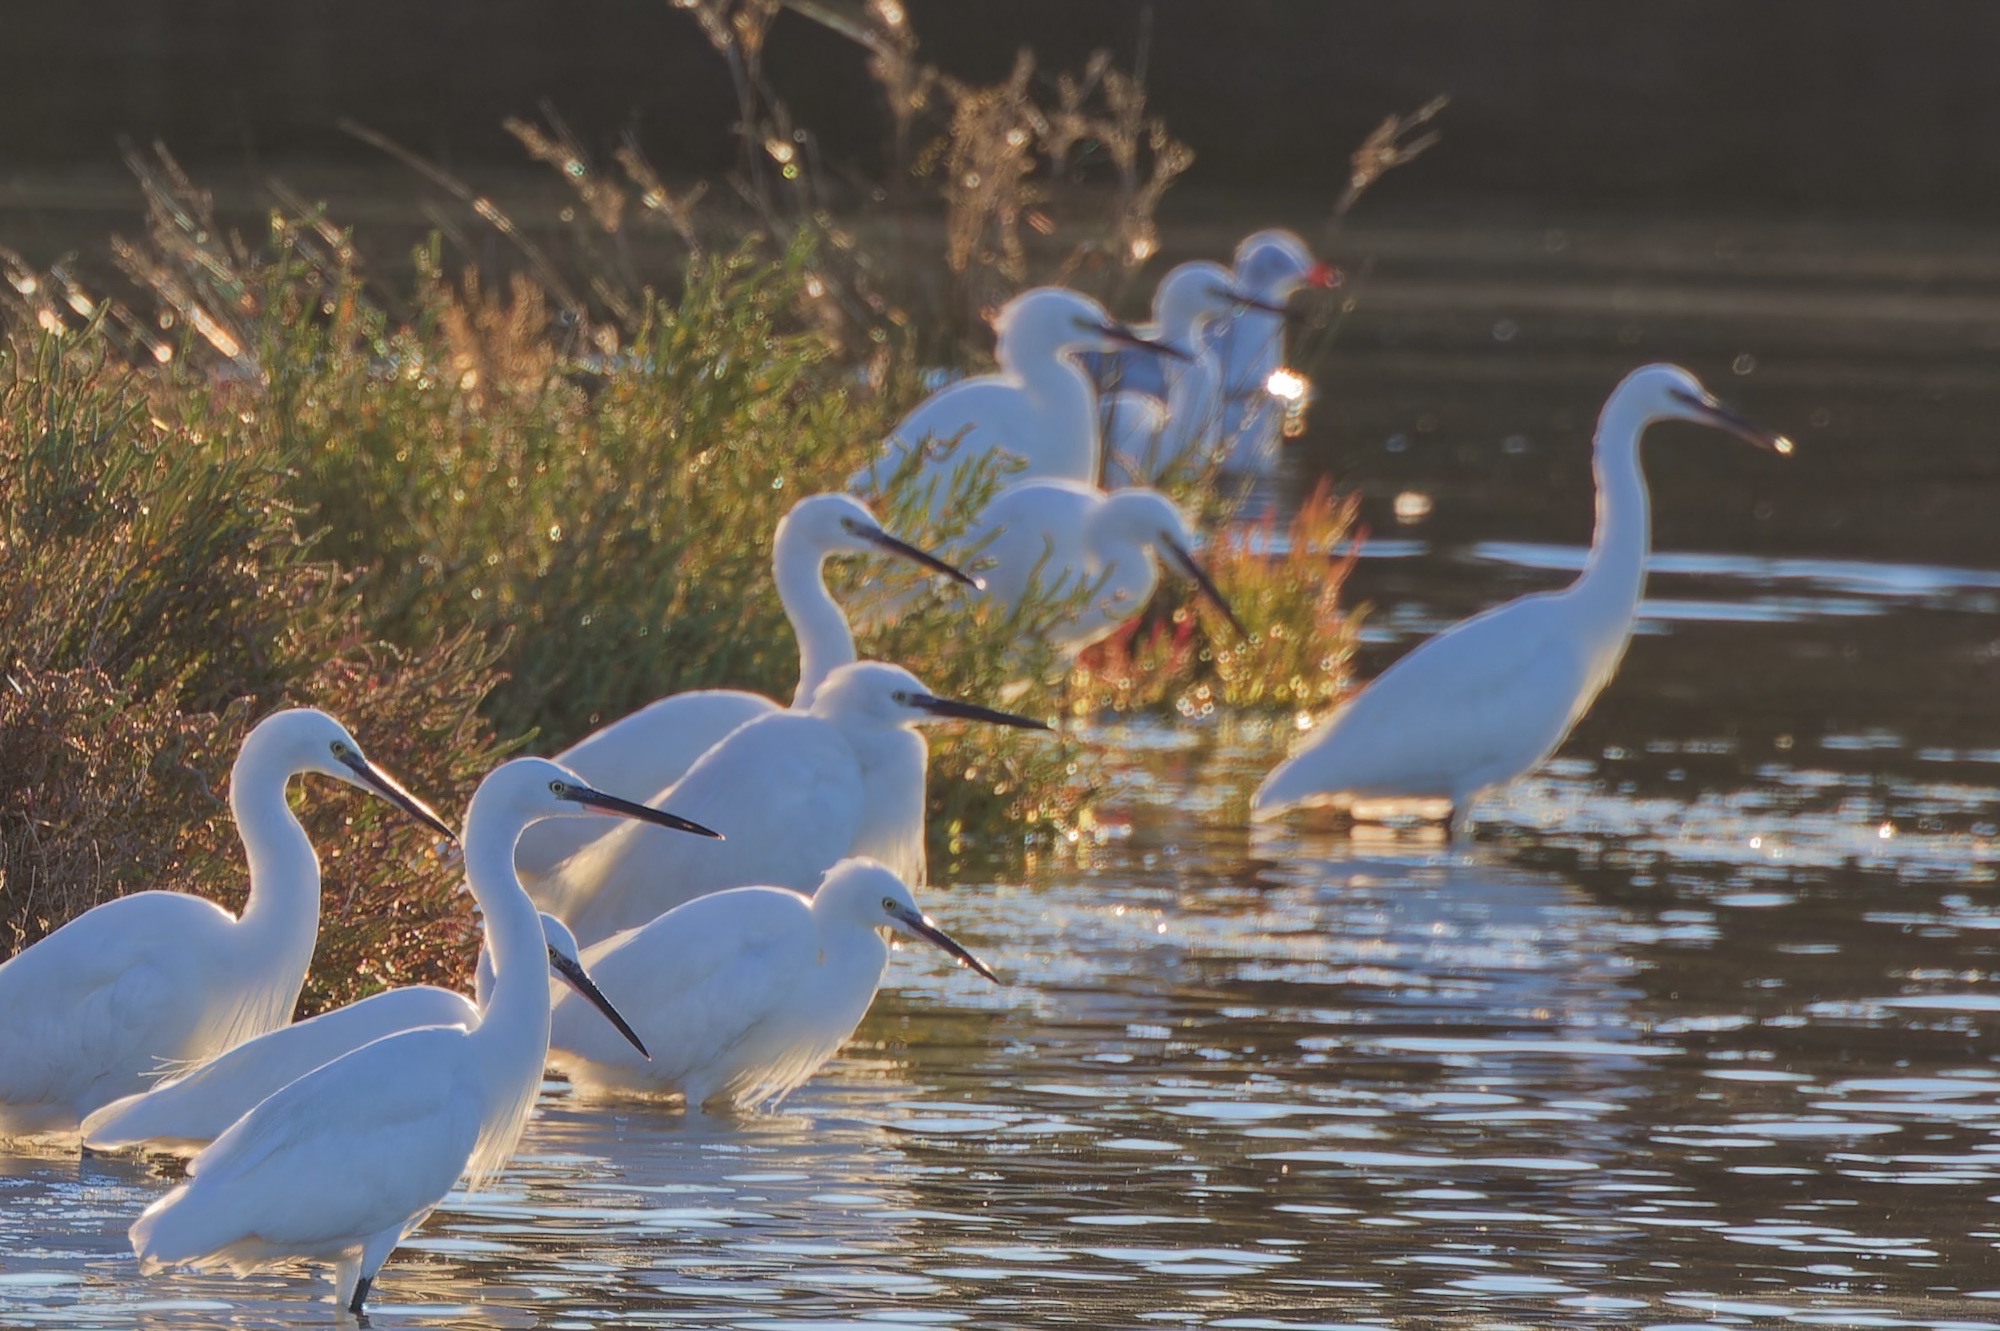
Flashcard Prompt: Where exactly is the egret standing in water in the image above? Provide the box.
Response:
[968,480,1246,658]
[1089,231,1336,475]
[539,661,1050,946]
[1254,364,1791,838]
[0,709,454,1138]
[1099,260,1286,486]
[130,758,715,1313]
[80,914,585,1155]
[515,493,978,881]
[546,858,996,1110]
[1207,229,1339,474]
[847,287,1184,519]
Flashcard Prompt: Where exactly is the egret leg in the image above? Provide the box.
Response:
[350,1223,405,1314]
[1446,803,1473,844]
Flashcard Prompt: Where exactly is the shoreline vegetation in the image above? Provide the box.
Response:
[0,10,1419,1011]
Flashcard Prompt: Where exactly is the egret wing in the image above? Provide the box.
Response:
[1262,594,1597,807]
[134,1026,480,1269]
[516,690,779,882]
[0,893,244,1131]
[553,887,817,1091]
[83,985,476,1152]
[538,712,866,944]
[968,480,1099,611]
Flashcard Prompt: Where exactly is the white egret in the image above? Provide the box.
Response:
[546,857,995,1109]
[1207,229,1338,474]
[79,914,584,1155]
[0,709,454,1139]
[1088,231,1335,474]
[1253,364,1791,837]
[515,494,979,881]
[967,479,1246,657]
[1100,260,1287,486]
[538,662,1049,946]
[847,287,1183,518]
[130,758,716,1313]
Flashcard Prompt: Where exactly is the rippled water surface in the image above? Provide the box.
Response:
[9,220,2000,1327]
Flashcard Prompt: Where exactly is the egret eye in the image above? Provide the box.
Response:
[891,690,910,704]
[548,780,567,798]
[881,896,898,913]
[330,741,354,760]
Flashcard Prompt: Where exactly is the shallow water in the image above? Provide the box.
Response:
[10,220,2000,1327]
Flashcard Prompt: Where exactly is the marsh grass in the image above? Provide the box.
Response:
[0,19,1372,1005]
[0,327,508,1010]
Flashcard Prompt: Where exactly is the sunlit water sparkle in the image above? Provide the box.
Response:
[11,229,2000,1327]
[10,536,2000,1329]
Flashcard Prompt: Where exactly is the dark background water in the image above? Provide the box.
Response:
[12,1,2000,219]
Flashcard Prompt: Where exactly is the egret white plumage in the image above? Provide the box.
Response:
[1088,231,1335,476]
[80,914,584,1155]
[847,287,1182,519]
[0,709,454,1139]
[515,494,978,881]
[537,661,1050,946]
[1253,364,1791,837]
[968,479,1246,657]
[1208,229,1338,474]
[1099,260,1286,486]
[545,857,995,1109]
[129,758,714,1313]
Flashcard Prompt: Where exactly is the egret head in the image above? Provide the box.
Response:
[474,756,724,841]
[815,858,999,982]
[779,493,981,588]
[1154,261,1270,339]
[537,911,650,1058]
[809,661,1051,733]
[994,287,1188,364]
[1617,364,1793,455]
[1233,229,1339,303]
[486,906,647,1057]
[539,911,581,968]
[475,911,587,1007]
[1099,489,1249,638]
[254,707,458,843]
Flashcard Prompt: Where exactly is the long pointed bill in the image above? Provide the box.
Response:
[558,782,725,839]
[1161,537,1248,638]
[911,694,1052,731]
[548,947,650,1057]
[1668,387,1794,455]
[336,751,459,844]
[859,525,983,589]
[1220,285,1292,317]
[1100,321,1193,362]
[886,902,999,983]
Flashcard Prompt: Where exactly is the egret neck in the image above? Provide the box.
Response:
[459,788,556,1189]
[777,516,858,709]
[222,733,322,1043]
[1569,386,1653,651]
[1004,322,1100,483]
